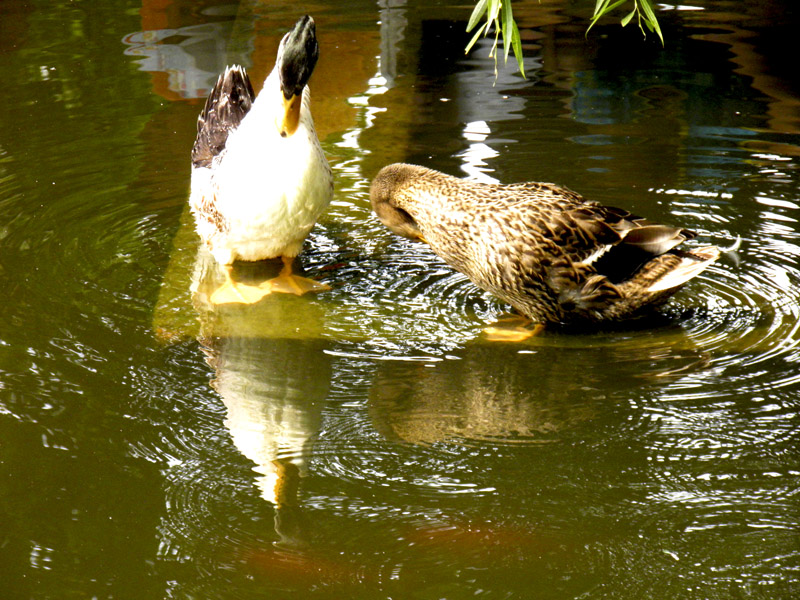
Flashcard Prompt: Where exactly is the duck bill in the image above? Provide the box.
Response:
[278,93,302,137]
[275,16,318,137]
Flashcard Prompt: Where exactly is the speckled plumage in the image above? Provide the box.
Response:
[370,163,719,325]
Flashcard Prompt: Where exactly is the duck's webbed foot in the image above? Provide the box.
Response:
[483,314,544,342]
[210,265,274,305]
[265,256,330,296]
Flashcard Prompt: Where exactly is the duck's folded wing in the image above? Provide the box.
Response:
[557,204,696,284]
[191,65,256,168]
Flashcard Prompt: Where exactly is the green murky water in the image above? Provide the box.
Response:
[1,0,799,598]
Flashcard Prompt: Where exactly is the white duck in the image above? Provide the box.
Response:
[190,15,333,304]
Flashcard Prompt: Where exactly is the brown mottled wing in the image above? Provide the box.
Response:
[503,183,630,257]
[542,198,696,283]
[508,184,698,318]
[191,66,255,168]
[550,204,634,261]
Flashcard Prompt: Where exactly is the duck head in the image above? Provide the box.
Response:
[370,163,426,241]
[275,15,319,138]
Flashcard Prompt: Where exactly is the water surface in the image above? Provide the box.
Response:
[1,0,799,598]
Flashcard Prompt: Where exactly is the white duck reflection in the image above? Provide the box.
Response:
[191,246,331,542]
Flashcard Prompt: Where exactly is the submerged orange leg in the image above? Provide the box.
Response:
[210,265,273,305]
[483,315,545,342]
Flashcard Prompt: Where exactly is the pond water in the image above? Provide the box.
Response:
[1,0,799,598]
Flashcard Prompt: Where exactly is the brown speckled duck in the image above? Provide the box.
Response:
[370,163,719,328]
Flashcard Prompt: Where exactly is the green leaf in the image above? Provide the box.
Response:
[586,0,662,44]
[511,18,525,78]
[487,0,501,24]
[465,0,526,79]
[588,0,625,35]
[601,0,628,17]
[639,0,657,23]
[593,0,611,18]
[502,0,513,60]
[620,6,636,26]
[639,0,664,44]
[467,0,488,32]
[465,21,488,54]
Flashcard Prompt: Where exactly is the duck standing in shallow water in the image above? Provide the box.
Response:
[371,163,719,333]
[190,15,333,304]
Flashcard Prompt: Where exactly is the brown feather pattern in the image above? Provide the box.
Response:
[370,163,719,325]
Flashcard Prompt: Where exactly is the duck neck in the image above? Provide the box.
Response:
[404,184,474,272]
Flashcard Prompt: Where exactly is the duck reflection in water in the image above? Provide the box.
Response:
[191,245,331,547]
[369,329,710,446]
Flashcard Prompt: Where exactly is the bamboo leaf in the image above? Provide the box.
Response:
[639,0,657,23]
[588,0,624,35]
[639,0,664,44]
[465,21,488,54]
[467,0,488,32]
[465,0,526,78]
[602,0,628,17]
[592,0,611,19]
[502,0,513,60]
[487,0,501,24]
[511,18,525,78]
[620,7,636,26]
[587,0,662,44]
